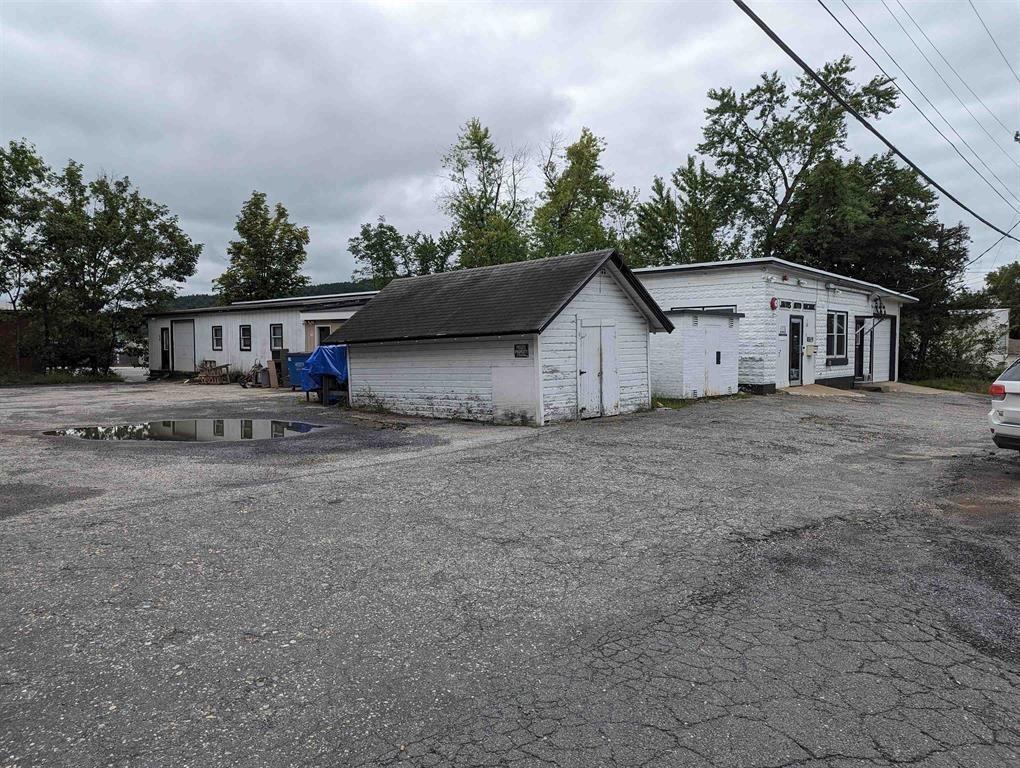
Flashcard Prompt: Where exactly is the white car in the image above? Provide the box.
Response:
[989,360,1020,452]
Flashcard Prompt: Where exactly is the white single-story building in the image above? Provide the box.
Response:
[146,291,376,375]
[650,308,742,399]
[635,258,918,393]
[332,250,673,425]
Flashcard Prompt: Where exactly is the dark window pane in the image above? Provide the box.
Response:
[999,361,1020,381]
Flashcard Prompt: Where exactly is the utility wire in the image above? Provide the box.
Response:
[910,219,1020,294]
[837,0,1019,204]
[817,0,1020,212]
[967,0,1020,86]
[894,0,1017,139]
[881,0,1019,168]
[729,0,1020,244]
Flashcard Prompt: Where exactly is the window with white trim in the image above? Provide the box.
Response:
[826,311,847,358]
[270,323,284,350]
[239,324,252,351]
[211,325,223,351]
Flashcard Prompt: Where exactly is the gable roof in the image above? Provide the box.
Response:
[635,257,919,303]
[331,250,672,345]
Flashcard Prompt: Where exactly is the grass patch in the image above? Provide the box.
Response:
[653,392,749,409]
[0,371,124,387]
[906,378,992,394]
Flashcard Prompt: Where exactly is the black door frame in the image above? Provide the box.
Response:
[789,315,804,386]
[854,317,866,380]
[887,315,898,381]
[159,327,171,371]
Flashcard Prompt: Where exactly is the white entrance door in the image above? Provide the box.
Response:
[577,319,619,418]
[171,320,196,373]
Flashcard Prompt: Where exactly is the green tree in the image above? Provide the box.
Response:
[0,140,49,372]
[628,157,735,267]
[531,128,633,259]
[0,139,49,312]
[213,191,310,303]
[771,152,975,378]
[27,161,201,372]
[698,56,897,257]
[440,118,529,268]
[348,217,456,288]
[984,262,1020,337]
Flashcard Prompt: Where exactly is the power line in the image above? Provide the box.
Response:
[729,0,1020,244]
[967,0,1020,86]
[911,219,1020,294]
[880,0,1019,169]
[893,0,1017,140]
[816,0,1020,212]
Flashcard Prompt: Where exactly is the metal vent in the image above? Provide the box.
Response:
[728,318,735,328]
[692,390,699,398]
[692,316,699,327]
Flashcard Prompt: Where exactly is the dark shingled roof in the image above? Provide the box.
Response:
[329,250,672,344]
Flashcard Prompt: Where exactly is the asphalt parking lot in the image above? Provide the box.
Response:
[1,382,1018,767]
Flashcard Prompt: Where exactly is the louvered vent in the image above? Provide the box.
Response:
[692,316,699,327]
[728,318,735,328]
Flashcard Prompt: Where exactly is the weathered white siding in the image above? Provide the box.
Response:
[541,267,651,421]
[638,264,906,388]
[148,309,306,374]
[348,335,540,424]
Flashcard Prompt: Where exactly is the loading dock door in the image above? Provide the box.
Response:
[171,320,196,373]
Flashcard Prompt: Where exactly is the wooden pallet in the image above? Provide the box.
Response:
[195,360,230,385]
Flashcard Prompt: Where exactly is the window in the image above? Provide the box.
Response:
[999,360,1020,382]
[826,312,847,358]
[270,323,284,350]
[240,419,253,440]
[211,325,223,351]
[239,324,252,351]
[317,325,333,345]
[213,419,224,437]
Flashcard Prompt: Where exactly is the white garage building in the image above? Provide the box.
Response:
[333,250,673,424]
[636,258,918,393]
[146,292,376,375]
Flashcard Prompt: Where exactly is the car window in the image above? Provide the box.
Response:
[999,361,1020,381]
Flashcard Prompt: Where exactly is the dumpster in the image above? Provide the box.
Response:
[286,352,312,391]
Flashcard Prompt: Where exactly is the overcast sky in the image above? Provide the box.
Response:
[2,0,1018,294]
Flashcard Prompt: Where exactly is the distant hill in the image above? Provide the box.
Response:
[165,280,374,311]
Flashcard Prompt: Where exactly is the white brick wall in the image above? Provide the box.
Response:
[637,264,906,388]
[348,335,539,423]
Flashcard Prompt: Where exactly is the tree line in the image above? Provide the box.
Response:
[3,54,1017,376]
[349,57,1014,379]
[0,145,315,372]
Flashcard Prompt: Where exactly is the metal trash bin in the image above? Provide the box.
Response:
[286,353,312,391]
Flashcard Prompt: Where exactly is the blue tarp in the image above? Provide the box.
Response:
[300,345,348,392]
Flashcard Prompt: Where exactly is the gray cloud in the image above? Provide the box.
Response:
[2,0,1017,293]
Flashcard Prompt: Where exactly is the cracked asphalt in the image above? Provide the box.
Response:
[1,381,1018,767]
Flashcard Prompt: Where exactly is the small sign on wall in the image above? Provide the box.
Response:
[514,343,530,358]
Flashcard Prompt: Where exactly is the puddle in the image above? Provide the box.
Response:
[44,419,324,442]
